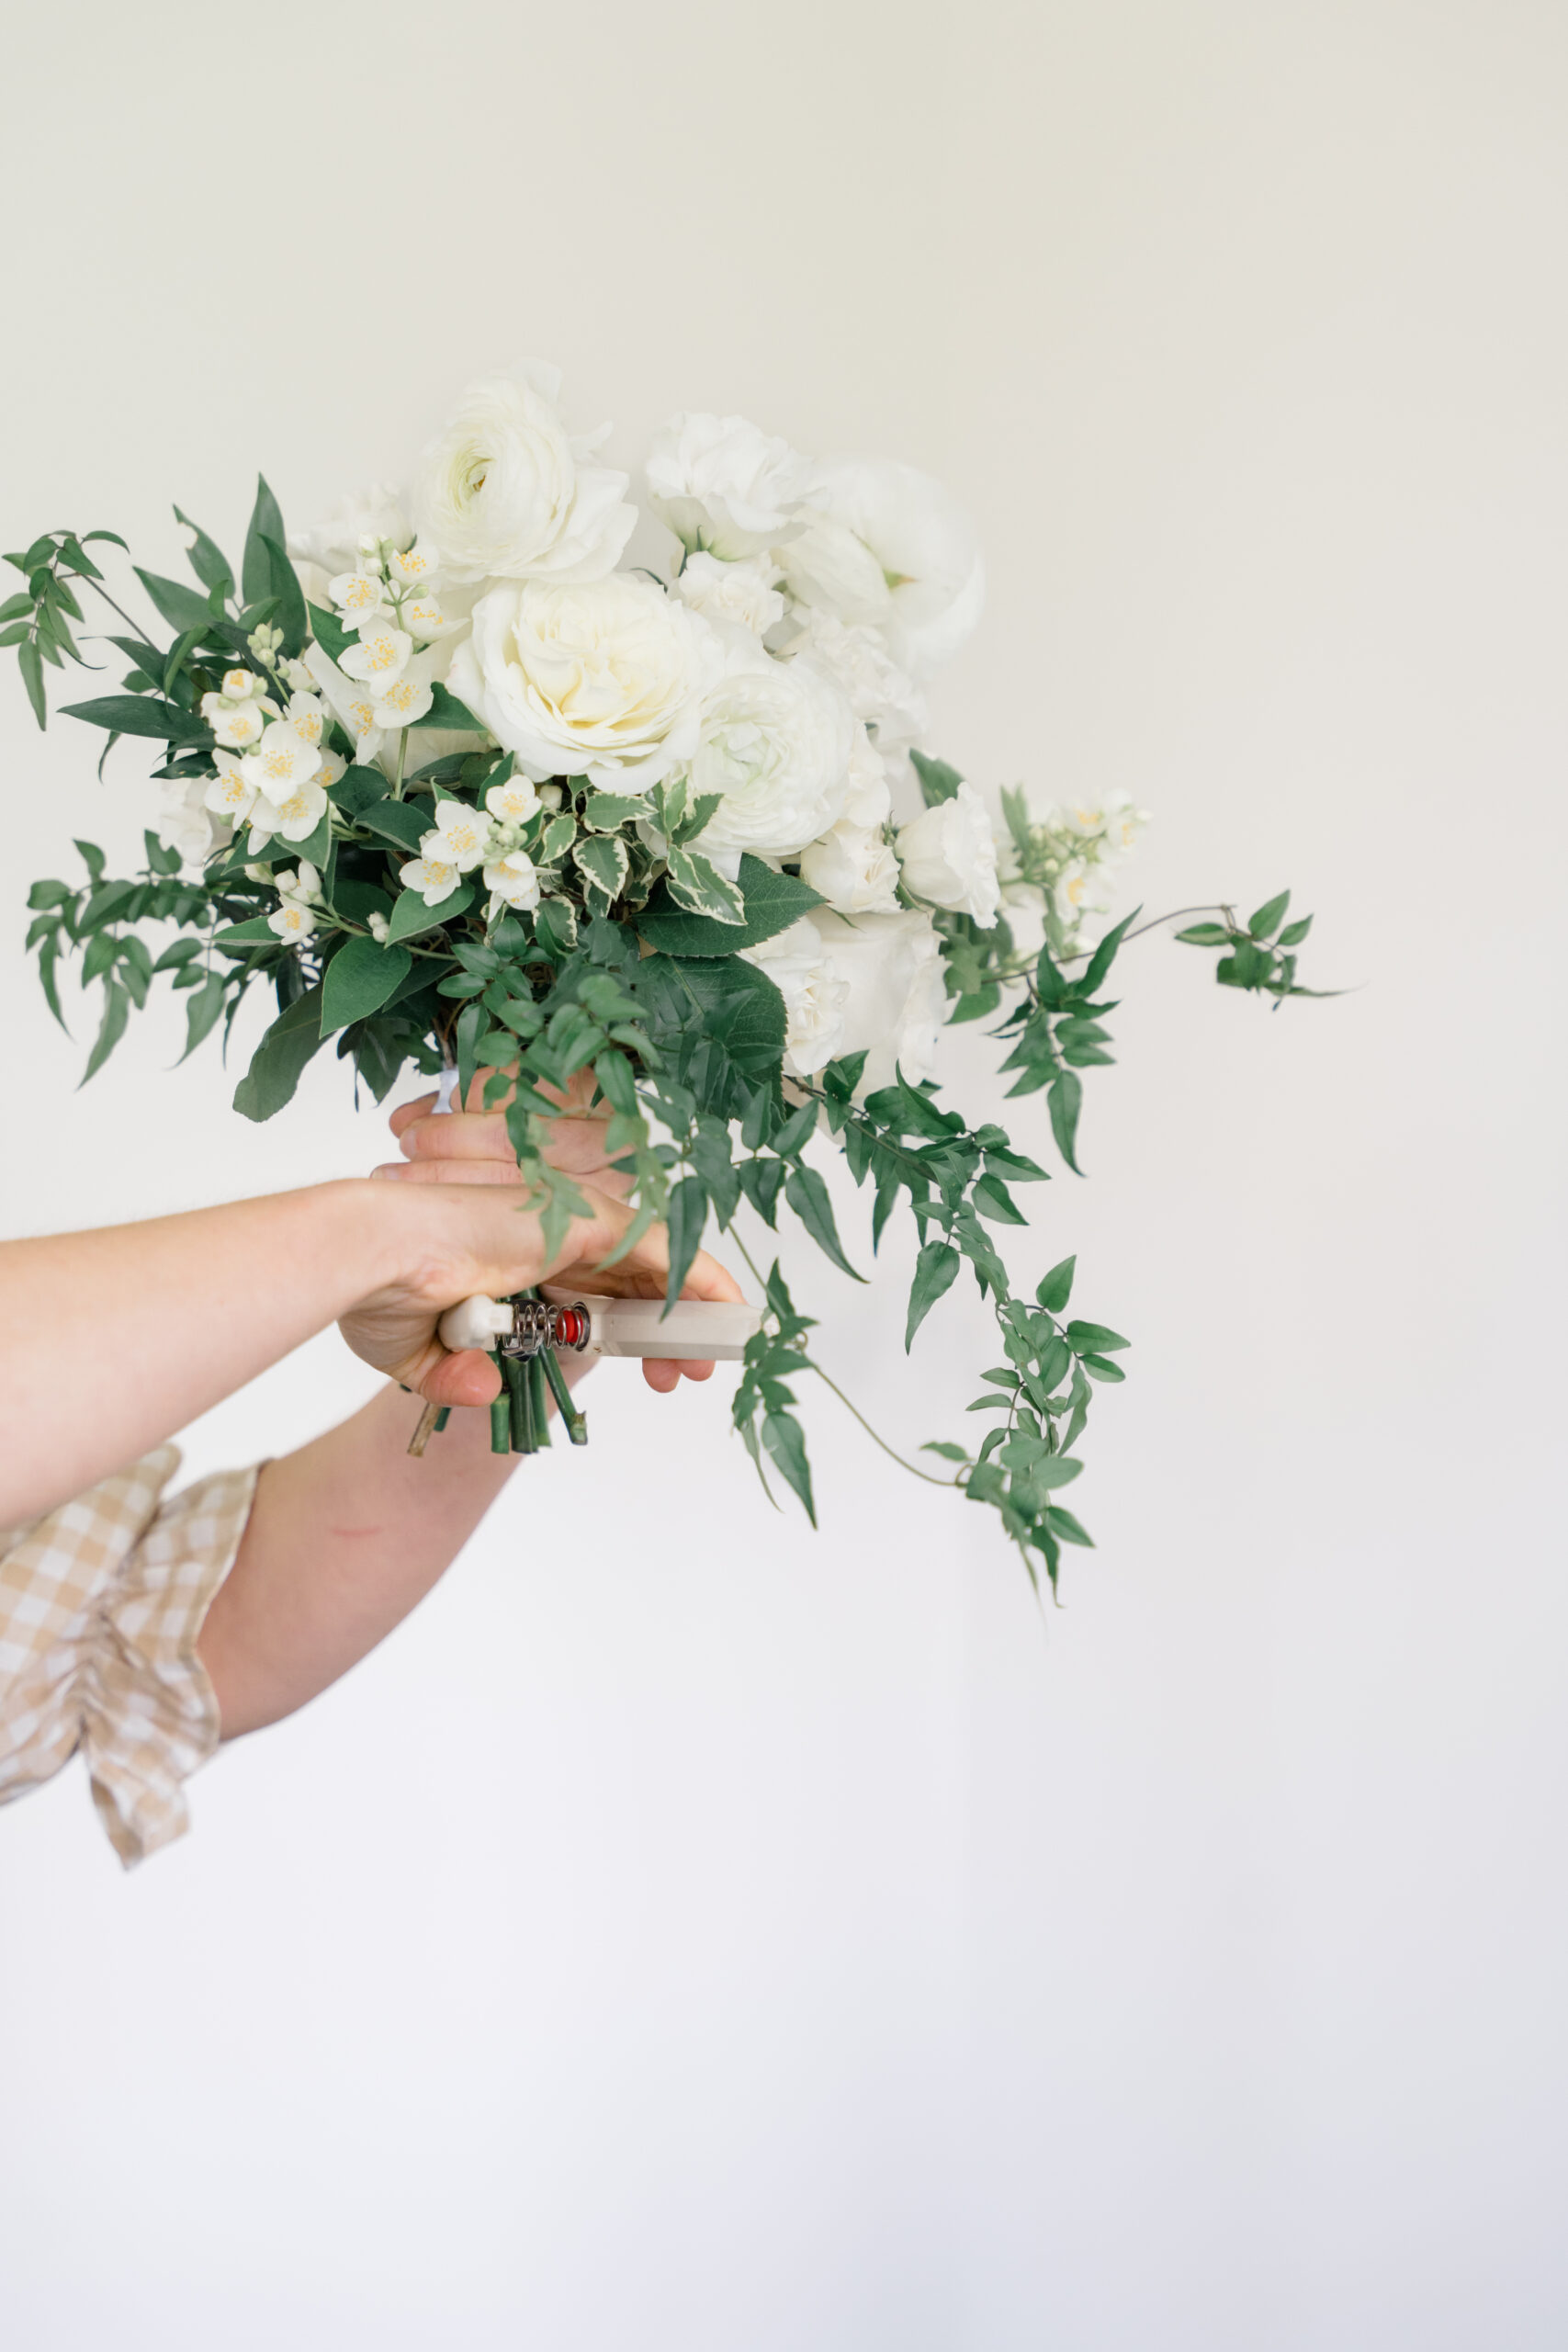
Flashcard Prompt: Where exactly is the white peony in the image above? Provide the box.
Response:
[895,781,1000,926]
[671,550,785,638]
[646,413,808,559]
[777,458,984,678]
[807,908,948,1091]
[446,573,720,791]
[410,365,636,586]
[798,821,900,915]
[684,651,855,871]
[740,918,849,1079]
[290,484,412,576]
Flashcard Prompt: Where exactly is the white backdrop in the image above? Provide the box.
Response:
[3,3,1566,2346]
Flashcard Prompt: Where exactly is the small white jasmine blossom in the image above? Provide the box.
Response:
[204,751,258,823]
[280,656,316,695]
[243,861,274,884]
[330,571,388,628]
[302,642,386,763]
[275,860,323,912]
[266,899,318,944]
[220,668,262,702]
[400,592,461,641]
[372,673,435,729]
[316,748,346,793]
[156,776,224,865]
[1055,858,1115,932]
[486,775,540,826]
[201,693,267,751]
[483,850,542,910]
[283,691,327,749]
[398,854,461,905]
[536,782,564,808]
[367,911,390,943]
[1060,788,1151,858]
[241,721,324,802]
[247,774,329,853]
[420,799,493,871]
[388,540,440,588]
[339,617,412,687]
[289,484,410,577]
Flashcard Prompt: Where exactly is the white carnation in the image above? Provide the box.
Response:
[647,413,808,559]
[740,917,849,1079]
[777,458,984,679]
[798,821,900,915]
[671,551,784,637]
[446,573,720,791]
[895,781,1000,926]
[808,909,947,1092]
[411,364,636,586]
[686,652,855,870]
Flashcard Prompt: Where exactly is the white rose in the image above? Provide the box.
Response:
[671,551,784,638]
[895,781,1000,926]
[740,918,849,1079]
[647,413,808,559]
[808,908,947,1092]
[290,484,411,575]
[411,364,636,586]
[798,821,900,915]
[685,651,854,871]
[446,573,719,790]
[777,458,984,678]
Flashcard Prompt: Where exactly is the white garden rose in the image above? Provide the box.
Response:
[671,551,785,638]
[777,458,985,678]
[446,573,720,790]
[798,821,900,915]
[684,652,855,870]
[807,908,948,1092]
[895,781,1000,926]
[740,918,849,1078]
[411,365,636,586]
[289,483,411,576]
[646,413,808,559]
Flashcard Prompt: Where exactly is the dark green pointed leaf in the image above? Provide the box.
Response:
[972,1172,1028,1225]
[384,883,472,943]
[60,692,212,746]
[637,854,823,957]
[134,566,215,636]
[233,985,326,1120]
[1048,1069,1084,1173]
[356,798,430,853]
[905,1240,959,1349]
[307,601,355,663]
[320,937,412,1035]
[1247,889,1291,941]
[664,1175,709,1309]
[761,1411,817,1526]
[785,1164,864,1281]
[1066,1318,1131,1353]
[909,749,964,806]
[412,679,490,731]
[920,1442,969,1463]
[174,507,233,598]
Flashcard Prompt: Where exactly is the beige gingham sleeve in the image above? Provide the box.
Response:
[0,1446,258,1868]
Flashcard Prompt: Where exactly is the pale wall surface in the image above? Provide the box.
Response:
[1,4,1564,2346]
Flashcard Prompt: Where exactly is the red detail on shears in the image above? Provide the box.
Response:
[553,1306,588,1349]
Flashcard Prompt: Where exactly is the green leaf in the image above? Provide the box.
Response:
[1045,1506,1095,1547]
[320,937,413,1035]
[1048,1069,1084,1174]
[909,749,964,806]
[258,534,307,657]
[333,763,392,818]
[412,679,490,732]
[785,1165,864,1282]
[133,566,215,636]
[920,1442,969,1464]
[972,1172,1028,1225]
[1175,922,1233,946]
[242,476,287,607]
[905,1240,959,1349]
[637,853,824,957]
[80,980,130,1084]
[60,692,211,746]
[1079,907,1136,998]
[1247,889,1291,941]
[664,846,746,924]
[234,985,326,1121]
[1066,1318,1131,1353]
[1277,914,1314,947]
[18,636,46,727]
[761,1410,817,1527]
[384,883,472,943]
[656,954,786,1077]
[174,507,234,599]
[356,798,430,853]
[180,972,228,1060]
[573,831,630,907]
[580,790,645,831]
[307,601,355,664]
[664,1174,709,1308]
[211,916,278,949]
[1081,1353,1126,1382]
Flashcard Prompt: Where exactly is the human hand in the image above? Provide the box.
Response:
[341,1172,745,1408]
[377,1067,632,1198]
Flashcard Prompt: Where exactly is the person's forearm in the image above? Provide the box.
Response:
[197,1359,591,1738]
[0,1182,400,1522]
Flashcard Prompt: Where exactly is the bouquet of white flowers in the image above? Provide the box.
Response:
[4,363,1327,1588]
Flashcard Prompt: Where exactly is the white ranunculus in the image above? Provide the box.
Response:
[685,651,855,871]
[778,458,984,678]
[446,573,720,791]
[290,483,411,576]
[646,413,809,559]
[782,611,930,763]
[671,550,785,638]
[808,908,947,1091]
[798,821,900,915]
[895,781,1000,926]
[740,917,849,1078]
[411,364,636,586]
